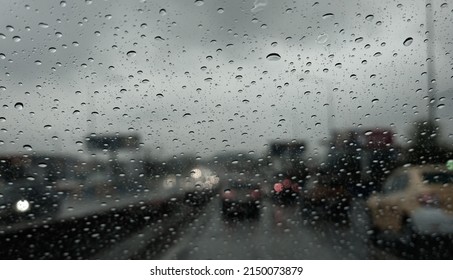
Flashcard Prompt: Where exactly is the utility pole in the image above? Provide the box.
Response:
[425,0,437,123]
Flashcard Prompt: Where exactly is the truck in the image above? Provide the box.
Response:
[302,128,400,222]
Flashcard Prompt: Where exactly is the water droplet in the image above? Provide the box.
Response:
[38,163,47,168]
[403,37,413,46]
[316,33,328,44]
[48,47,57,53]
[23,145,32,151]
[14,102,23,110]
[154,36,164,41]
[60,1,67,7]
[271,42,278,47]
[127,50,136,57]
[12,36,21,42]
[355,37,363,43]
[217,8,224,13]
[34,60,42,65]
[140,23,147,28]
[73,110,80,115]
[159,9,167,15]
[373,52,382,57]
[322,13,334,19]
[39,22,49,28]
[183,113,191,117]
[235,75,243,80]
[6,25,14,32]
[194,0,204,6]
[266,53,281,61]
[371,98,379,103]
[365,14,374,21]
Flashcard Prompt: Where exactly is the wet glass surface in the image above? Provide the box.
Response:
[0,0,452,259]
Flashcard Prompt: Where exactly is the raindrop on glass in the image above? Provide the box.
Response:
[266,53,281,61]
[316,33,328,44]
[127,50,136,57]
[14,102,23,110]
[322,13,334,19]
[23,145,32,151]
[194,0,204,6]
[403,37,413,46]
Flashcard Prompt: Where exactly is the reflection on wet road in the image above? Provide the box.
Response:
[156,198,370,259]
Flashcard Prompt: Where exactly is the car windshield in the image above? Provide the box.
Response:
[423,172,453,185]
[1,0,453,260]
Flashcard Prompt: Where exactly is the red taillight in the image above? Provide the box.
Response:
[282,179,292,188]
[418,193,440,207]
[274,183,283,193]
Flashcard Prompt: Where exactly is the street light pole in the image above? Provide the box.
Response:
[425,0,437,123]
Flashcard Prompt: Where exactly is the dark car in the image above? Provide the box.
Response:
[301,176,351,223]
[0,179,62,223]
[220,174,263,218]
[271,175,302,206]
[0,155,65,223]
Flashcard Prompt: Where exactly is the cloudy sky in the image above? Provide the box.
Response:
[0,0,452,160]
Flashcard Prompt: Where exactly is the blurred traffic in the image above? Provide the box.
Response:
[1,125,452,259]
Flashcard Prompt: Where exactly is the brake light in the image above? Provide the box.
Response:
[274,183,283,193]
[417,193,440,207]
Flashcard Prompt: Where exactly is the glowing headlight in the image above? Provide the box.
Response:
[190,168,202,179]
[15,199,30,212]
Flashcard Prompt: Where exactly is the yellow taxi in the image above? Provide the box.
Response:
[367,164,453,244]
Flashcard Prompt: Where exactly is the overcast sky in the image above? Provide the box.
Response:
[0,0,452,160]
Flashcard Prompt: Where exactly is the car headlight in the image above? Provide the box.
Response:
[15,199,30,213]
[190,168,202,179]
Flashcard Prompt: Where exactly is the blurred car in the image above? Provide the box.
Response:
[0,178,62,223]
[367,165,453,248]
[183,167,219,206]
[220,173,263,218]
[271,175,301,206]
[301,175,351,223]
